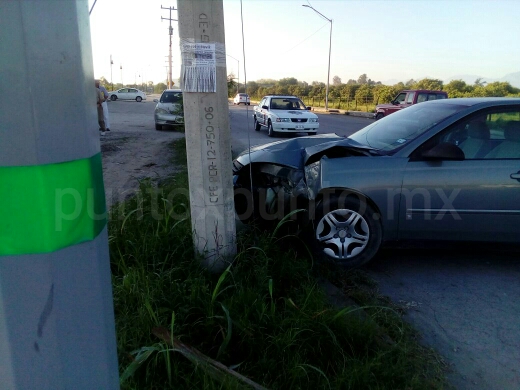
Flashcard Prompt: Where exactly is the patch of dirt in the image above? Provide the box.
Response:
[100,131,185,209]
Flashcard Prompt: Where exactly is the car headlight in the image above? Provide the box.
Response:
[276,118,291,122]
[156,108,168,114]
[308,118,318,123]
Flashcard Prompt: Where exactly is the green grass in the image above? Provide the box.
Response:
[108,139,448,389]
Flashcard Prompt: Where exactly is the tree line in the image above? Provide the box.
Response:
[227,73,520,107]
[98,72,520,107]
[97,77,169,94]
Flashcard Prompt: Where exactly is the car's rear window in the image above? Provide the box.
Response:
[160,92,183,103]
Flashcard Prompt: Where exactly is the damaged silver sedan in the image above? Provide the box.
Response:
[233,98,520,267]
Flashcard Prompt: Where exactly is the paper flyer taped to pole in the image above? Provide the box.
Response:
[181,41,225,92]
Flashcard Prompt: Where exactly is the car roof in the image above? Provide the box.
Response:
[401,89,446,93]
[425,97,520,107]
[264,95,298,98]
[162,89,182,93]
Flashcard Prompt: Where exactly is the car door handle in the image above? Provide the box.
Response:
[510,172,520,181]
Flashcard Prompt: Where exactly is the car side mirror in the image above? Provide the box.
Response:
[422,143,465,161]
[262,105,268,110]
[153,99,158,103]
[392,101,399,105]
[306,107,312,110]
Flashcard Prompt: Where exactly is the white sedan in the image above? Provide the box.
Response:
[109,88,147,102]
[233,93,250,105]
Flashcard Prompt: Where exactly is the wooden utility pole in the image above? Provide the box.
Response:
[177,0,236,269]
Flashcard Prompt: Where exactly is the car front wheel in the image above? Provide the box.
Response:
[136,96,142,102]
[155,123,162,131]
[310,196,382,267]
[254,117,261,131]
[110,95,117,101]
[375,112,384,120]
[267,120,275,137]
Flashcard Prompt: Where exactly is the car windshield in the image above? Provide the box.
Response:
[160,92,182,103]
[270,98,306,110]
[349,103,466,153]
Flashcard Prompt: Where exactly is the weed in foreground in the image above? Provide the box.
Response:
[108,139,447,389]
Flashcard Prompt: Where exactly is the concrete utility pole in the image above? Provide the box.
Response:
[0,1,118,389]
[161,5,178,89]
[178,0,237,269]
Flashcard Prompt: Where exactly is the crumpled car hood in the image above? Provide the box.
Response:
[234,134,373,169]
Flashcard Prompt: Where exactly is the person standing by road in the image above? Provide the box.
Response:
[95,79,111,131]
[96,82,106,136]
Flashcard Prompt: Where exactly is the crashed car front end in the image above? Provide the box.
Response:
[232,134,376,225]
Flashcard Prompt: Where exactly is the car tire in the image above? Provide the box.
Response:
[155,123,162,131]
[136,96,142,102]
[254,117,261,131]
[309,195,382,267]
[110,95,117,101]
[307,132,317,136]
[247,103,250,105]
[375,112,384,120]
[267,121,275,137]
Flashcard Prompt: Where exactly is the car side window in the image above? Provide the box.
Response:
[417,93,428,103]
[406,92,415,104]
[424,107,520,160]
[394,93,406,104]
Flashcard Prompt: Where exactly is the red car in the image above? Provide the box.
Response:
[374,89,448,120]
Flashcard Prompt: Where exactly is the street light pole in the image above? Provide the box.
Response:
[302,4,332,111]
[226,54,240,95]
[110,54,113,91]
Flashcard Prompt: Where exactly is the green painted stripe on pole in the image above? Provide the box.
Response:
[0,153,106,256]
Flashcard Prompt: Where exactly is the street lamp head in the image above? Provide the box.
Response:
[302,3,332,110]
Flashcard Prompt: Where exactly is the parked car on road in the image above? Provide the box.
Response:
[109,88,147,102]
[253,95,319,137]
[233,93,250,105]
[234,97,520,267]
[375,89,448,120]
[154,89,184,130]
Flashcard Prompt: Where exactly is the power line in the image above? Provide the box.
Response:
[283,22,329,55]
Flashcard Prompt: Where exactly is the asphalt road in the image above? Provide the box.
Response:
[228,103,373,154]
[227,104,520,390]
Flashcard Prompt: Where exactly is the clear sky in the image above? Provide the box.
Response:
[87,0,520,87]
